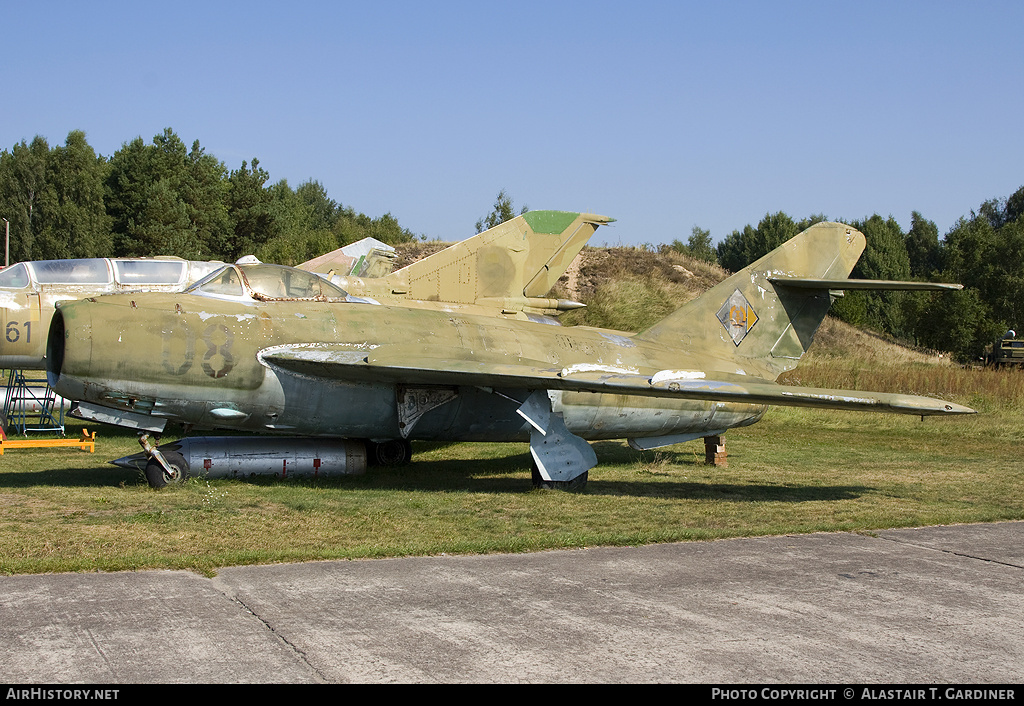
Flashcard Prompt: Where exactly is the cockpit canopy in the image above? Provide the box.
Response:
[186,263,351,302]
[0,258,218,290]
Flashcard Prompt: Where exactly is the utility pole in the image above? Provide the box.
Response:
[2,218,8,267]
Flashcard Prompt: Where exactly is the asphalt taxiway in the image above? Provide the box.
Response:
[0,522,1021,683]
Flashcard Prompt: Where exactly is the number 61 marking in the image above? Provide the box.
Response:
[5,320,31,343]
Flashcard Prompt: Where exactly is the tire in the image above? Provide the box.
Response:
[369,439,412,466]
[145,450,190,489]
[531,461,588,492]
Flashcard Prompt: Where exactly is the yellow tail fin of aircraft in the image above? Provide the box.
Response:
[47,220,973,491]
[309,211,612,319]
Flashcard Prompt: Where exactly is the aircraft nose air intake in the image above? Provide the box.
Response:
[45,308,65,388]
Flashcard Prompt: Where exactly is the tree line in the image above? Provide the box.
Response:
[670,190,1024,361]
[2,129,1020,361]
[0,128,418,268]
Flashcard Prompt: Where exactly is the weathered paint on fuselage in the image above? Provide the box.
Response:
[0,258,224,369]
[0,287,44,369]
[49,291,766,443]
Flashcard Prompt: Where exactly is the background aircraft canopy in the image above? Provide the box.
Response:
[0,258,222,290]
[31,259,111,284]
[112,259,188,285]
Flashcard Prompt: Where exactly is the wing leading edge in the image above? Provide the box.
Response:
[260,346,975,417]
[768,277,963,291]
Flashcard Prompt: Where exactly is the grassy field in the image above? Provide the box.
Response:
[1,246,1020,576]
[0,367,1020,576]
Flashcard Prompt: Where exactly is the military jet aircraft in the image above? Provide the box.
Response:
[46,220,972,490]
[0,211,608,371]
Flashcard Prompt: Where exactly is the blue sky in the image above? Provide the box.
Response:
[2,1,1022,246]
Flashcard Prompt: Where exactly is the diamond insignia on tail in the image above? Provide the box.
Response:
[716,289,759,346]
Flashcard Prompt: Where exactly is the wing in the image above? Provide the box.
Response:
[768,276,963,291]
[260,345,975,416]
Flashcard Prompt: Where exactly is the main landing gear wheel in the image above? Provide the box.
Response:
[531,460,588,492]
[368,439,413,466]
[145,450,190,489]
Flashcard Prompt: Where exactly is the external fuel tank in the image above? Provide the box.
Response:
[112,436,367,479]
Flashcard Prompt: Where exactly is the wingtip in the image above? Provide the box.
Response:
[947,402,977,415]
[916,399,976,416]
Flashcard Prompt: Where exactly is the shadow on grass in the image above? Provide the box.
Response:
[0,464,143,488]
[585,480,870,502]
[0,440,871,502]
[216,448,871,503]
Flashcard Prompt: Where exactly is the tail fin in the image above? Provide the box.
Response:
[383,211,612,311]
[298,237,397,278]
[636,222,865,380]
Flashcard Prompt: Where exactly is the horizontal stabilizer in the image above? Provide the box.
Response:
[768,277,963,291]
[261,346,975,417]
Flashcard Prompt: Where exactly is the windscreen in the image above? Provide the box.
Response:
[0,263,30,288]
[187,266,244,297]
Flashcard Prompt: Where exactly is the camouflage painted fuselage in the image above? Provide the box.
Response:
[0,258,224,369]
[48,292,765,443]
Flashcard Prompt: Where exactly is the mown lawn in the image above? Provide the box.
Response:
[1,393,1019,576]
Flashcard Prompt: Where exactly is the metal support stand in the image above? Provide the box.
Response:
[2,370,65,436]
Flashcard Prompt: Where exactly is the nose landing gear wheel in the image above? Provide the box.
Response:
[145,450,190,488]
